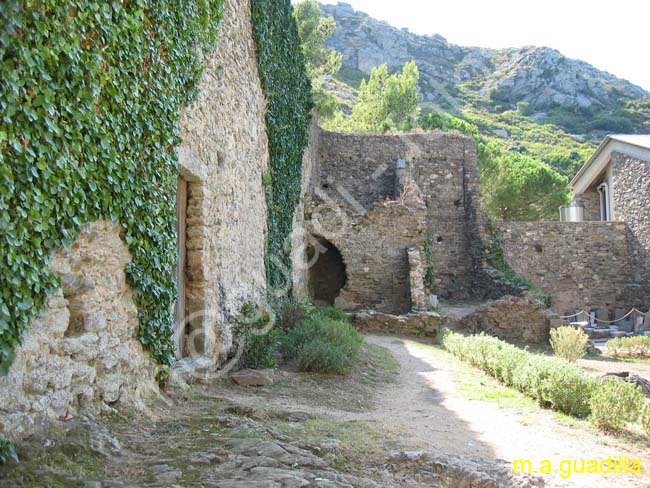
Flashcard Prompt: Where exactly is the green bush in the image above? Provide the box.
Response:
[239,328,279,370]
[440,329,597,418]
[606,336,650,358]
[314,305,348,322]
[236,306,277,370]
[590,378,645,432]
[0,437,18,465]
[550,326,590,362]
[641,405,650,438]
[281,314,362,374]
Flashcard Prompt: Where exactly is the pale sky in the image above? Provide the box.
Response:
[314,0,650,92]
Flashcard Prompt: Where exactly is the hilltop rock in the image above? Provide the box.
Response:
[322,2,649,113]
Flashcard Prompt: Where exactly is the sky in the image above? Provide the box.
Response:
[314,0,650,92]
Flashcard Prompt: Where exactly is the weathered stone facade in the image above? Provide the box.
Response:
[0,222,159,436]
[178,0,269,363]
[2,0,271,436]
[302,131,484,313]
[611,151,650,284]
[495,221,634,314]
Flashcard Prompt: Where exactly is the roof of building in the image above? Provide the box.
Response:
[569,134,650,193]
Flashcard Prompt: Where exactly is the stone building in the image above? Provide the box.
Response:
[0,0,272,436]
[569,135,650,287]
[296,130,488,314]
[493,135,650,314]
[3,0,648,440]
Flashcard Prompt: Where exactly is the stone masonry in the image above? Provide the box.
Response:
[495,221,634,314]
[0,222,159,436]
[611,151,650,284]
[178,0,269,363]
[302,130,483,313]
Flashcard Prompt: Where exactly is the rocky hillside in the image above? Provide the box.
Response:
[322,2,650,140]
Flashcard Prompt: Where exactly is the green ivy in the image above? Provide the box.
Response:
[0,0,224,378]
[422,235,435,291]
[0,437,18,465]
[250,0,313,293]
[484,219,552,307]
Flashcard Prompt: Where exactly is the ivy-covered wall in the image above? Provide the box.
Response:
[0,1,224,376]
[250,0,313,294]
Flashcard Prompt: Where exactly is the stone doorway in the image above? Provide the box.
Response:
[174,176,188,359]
[307,236,347,306]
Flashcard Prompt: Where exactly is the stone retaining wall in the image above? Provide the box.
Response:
[495,221,634,314]
[446,295,553,344]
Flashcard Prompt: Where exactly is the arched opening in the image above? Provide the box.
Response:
[307,236,347,306]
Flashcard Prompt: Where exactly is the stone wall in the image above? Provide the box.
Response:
[306,194,427,313]
[312,131,481,303]
[495,221,634,314]
[611,151,650,283]
[291,117,321,298]
[0,222,159,436]
[447,295,553,344]
[573,186,601,222]
[178,0,269,363]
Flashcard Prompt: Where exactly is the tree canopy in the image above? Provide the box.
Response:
[327,60,421,133]
[293,0,342,120]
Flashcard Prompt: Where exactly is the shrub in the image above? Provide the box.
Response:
[550,326,589,362]
[642,405,650,438]
[274,296,311,332]
[0,437,18,465]
[590,378,645,432]
[237,306,277,370]
[440,329,596,418]
[540,362,596,418]
[606,336,650,358]
[281,314,362,374]
[314,306,349,322]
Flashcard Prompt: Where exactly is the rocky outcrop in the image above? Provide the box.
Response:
[322,2,649,113]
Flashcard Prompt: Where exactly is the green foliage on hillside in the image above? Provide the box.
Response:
[294,0,342,120]
[251,0,313,294]
[479,142,570,221]
[0,0,224,379]
[421,110,570,221]
[324,61,421,133]
[461,107,595,177]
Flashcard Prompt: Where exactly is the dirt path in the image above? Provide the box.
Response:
[5,335,649,487]
[354,335,650,488]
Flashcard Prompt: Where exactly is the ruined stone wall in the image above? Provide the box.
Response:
[313,131,479,300]
[0,222,159,436]
[611,151,650,283]
[495,221,634,314]
[449,295,552,344]
[306,195,427,313]
[179,0,269,362]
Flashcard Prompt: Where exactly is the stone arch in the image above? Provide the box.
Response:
[306,235,348,306]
